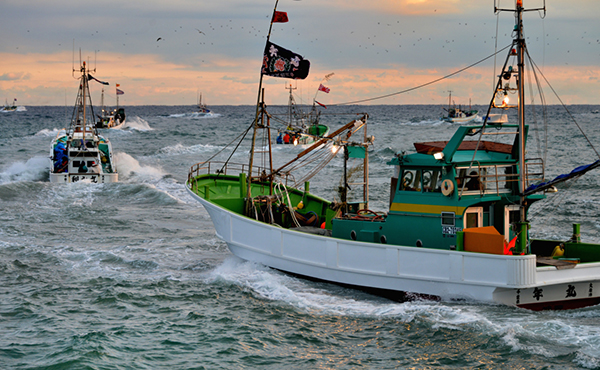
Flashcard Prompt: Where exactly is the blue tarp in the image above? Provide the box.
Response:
[524,159,600,195]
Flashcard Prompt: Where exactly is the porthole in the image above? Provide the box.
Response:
[416,239,423,248]
[350,230,357,240]
[380,235,387,244]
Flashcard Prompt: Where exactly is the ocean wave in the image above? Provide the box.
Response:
[35,128,65,137]
[0,156,49,184]
[156,143,222,157]
[208,257,600,367]
[121,116,153,131]
[114,152,167,181]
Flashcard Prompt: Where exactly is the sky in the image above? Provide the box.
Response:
[1,0,599,106]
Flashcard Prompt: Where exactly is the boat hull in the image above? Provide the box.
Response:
[442,115,478,123]
[187,186,600,309]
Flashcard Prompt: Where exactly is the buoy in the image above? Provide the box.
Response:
[320,222,326,229]
[441,179,454,196]
[297,201,304,210]
[551,243,565,257]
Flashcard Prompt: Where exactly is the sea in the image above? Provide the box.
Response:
[2,104,600,369]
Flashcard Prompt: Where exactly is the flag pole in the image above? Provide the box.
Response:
[246,0,280,213]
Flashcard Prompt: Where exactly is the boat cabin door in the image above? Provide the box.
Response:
[504,205,520,242]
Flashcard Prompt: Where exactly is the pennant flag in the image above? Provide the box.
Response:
[315,101,327,109]
[88,74,109,85]
[273,11,289,23]
[318,84,330,93]
[116,84,120,87]
[116,88,124,95]
[261,41,310,80]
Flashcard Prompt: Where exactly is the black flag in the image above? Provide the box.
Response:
[261,41,310,80]
[88,74,109,85]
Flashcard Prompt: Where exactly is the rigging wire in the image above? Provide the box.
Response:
[526,50,600,160]
[196,118,255,171]
[330,45,512,106]
[493,11,501,93]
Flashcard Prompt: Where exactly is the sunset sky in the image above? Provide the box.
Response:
[1,0,599,106]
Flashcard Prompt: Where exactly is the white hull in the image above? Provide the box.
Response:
[443,115,478,123]
[189,188,600,309]
[109,120,125,130]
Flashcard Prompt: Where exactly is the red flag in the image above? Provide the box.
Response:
[318,84,330,93]
[315,101,327,109]
[273,11,288,23]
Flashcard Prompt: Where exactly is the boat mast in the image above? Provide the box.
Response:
[493,0,545,253]
[246,0,280,213]
[515,0,527,234]
[287,83,296,126]
[82,61,87,139]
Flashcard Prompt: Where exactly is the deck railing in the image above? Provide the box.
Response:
[456,159,544,196]
[187,161,296,192]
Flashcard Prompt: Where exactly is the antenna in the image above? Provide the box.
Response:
[71,39,75,78]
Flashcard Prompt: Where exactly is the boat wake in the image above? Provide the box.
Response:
[157,143,224,157]
[189,112,220,119]
[115,152,167,182]
[0,156,49,184]
[209,257,600,366]
[120,116,153,131]
[168,112,221,119]
[113,152,193,204]
[35,128,65,137]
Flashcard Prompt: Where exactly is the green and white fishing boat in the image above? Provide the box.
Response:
[275,83,329,146]
[187,1,600,310]
[50,61,118,183]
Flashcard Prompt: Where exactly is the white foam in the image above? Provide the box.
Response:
[122,116,153,131]
[35,128,64,137]
[189,112,220,119]
[114,152,166,181]
[0,156,50,184]
[155,143,225,158]
[208,257,600,365]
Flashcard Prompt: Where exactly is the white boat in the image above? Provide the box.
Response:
[194,92,212,116]
[50,61,118,183]
[442,91,478,123]
[187,1,600,310]
[1,98,25,112]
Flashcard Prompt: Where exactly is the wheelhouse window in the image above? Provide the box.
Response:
[401,169,421,191]
[441,212,455,226]
[423,169,442,193]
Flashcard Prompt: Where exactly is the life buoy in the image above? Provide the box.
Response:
[441,179,454,196]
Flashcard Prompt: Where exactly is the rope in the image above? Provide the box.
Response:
[274,182,301,227]
[330,45,512,106]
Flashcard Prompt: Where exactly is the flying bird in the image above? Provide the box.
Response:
[195,29,205,35]
[157,37,162,41]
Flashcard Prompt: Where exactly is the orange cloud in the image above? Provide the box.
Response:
[1,51,598,106]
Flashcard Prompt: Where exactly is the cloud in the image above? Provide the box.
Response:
[0,72,30,81]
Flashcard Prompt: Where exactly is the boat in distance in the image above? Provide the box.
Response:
[50,60,118,183]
